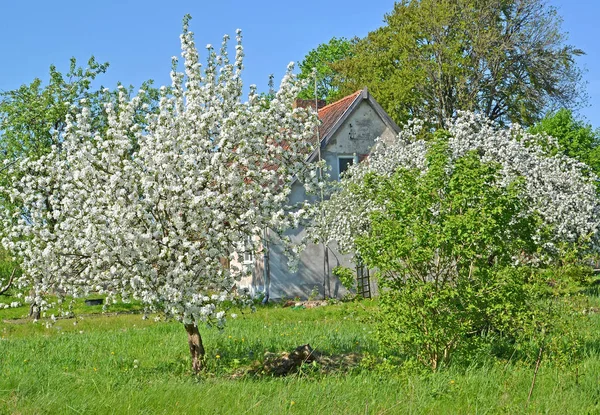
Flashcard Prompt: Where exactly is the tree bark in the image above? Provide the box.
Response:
[28,288,40,320]
[184,323,205,373]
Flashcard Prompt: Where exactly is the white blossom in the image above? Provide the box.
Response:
[1,19,319,325]
[313,113,599,258]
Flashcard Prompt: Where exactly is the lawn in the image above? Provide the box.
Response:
[2,296,600,414]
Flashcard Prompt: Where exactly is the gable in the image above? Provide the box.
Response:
[318,90,362,141]
[324,100,396,154]
[289,88,400,197]
[321,99,398,180]
[306,88,400,165]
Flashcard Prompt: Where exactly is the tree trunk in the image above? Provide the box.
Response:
[29,302,40,320]
[28,288,40,320]
[184,323,205,373]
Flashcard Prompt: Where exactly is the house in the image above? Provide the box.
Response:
[237,87,400,300]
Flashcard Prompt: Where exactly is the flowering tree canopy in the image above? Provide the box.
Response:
[1,16,318,371]
[315,112,599,259]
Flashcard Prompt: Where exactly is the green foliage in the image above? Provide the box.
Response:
[332,266,355,292]
[308,285,320,301]
[0,57,109,161]
[332,0,585,126]
[513,263,595,365]
[357,139,555,370]
[0,57,160,168]
[297,37,355,103]
[530,109,600,177]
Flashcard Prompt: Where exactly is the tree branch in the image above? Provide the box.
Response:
[0,268,16,295]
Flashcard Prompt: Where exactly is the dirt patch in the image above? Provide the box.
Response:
[233,344,362,378]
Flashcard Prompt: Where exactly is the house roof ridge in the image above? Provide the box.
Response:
[316,89,366,148]
[316,89,363,114]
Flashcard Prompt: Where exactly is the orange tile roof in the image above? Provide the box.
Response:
[317,90,362,141]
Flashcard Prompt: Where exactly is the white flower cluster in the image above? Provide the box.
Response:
[315,113,599,257]
[0,302,21,309]
[1,19,318,324]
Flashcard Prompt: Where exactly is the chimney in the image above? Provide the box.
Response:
[293,99,326,111]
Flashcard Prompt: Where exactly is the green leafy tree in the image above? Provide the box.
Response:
[530,109,600,176]
[297,37,354,103]
[0,57,109,160]
[332,0,585,127]
[0,57,160,161]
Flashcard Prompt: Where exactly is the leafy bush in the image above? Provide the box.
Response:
[317,113,599,371]
[332,266,355,292]
[357,140,568,370]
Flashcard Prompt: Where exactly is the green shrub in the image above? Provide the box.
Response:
[357,140,568,370]
[332,266,355,292]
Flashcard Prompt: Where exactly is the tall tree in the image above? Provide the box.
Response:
[1,16,319,373]
[297,37,354,103]
[332,0,585,127]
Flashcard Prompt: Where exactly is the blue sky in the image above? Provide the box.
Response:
[0,1,597,126]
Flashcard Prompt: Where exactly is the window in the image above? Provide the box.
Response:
[338,156,355,178]
[243,236,254,264]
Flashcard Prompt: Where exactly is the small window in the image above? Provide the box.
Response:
[243,236,254,264]
[338,156,355,178]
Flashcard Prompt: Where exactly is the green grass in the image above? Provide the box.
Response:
[2,298,600,414]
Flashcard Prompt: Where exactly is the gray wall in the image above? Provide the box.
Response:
[323,100,397,181]
[268,228,352,299]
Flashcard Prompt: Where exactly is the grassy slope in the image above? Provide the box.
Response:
[1,299,600,414]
